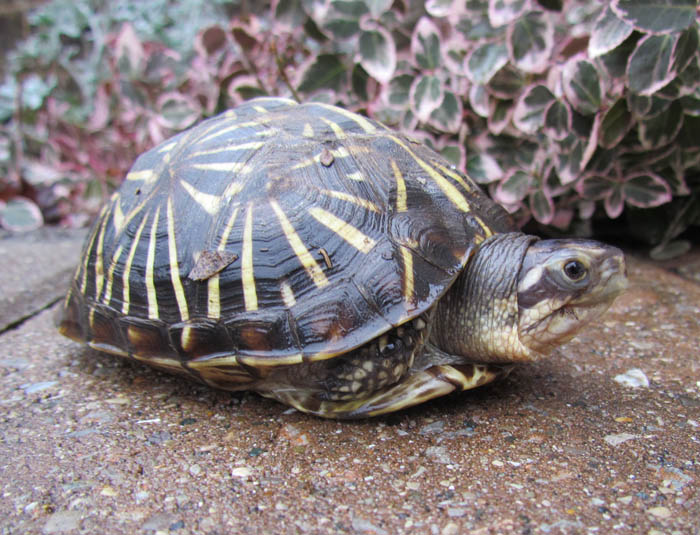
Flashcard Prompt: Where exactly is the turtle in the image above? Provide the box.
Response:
[58,97,627,419]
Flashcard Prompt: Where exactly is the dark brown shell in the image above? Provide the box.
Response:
[58,97,512,378]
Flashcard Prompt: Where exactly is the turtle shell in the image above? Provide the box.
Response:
[59,97,513,383]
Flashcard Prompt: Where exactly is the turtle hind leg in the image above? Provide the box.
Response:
[270,364,510,419]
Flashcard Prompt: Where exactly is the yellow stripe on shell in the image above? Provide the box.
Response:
[319,189,379,212]
[92,205,111,300]
[302,123,314,137]
[145,206,161,320]
[280,281,296,308]
[197,120,268,145]
[346,171,365,181]
[188,140,266,158]
[167,197,189,321]
[126,169,156,182]
[112,197,125,234]
[157,141,178,153]
[433,162,474,192]
[180,179,221,216]
[270,200,329,289]
[308,207,376,254]
[472,215,493,238]
[102,244,124,305]
[391,159,407,212]
[121,214,149,315]
[208,205,240,319]
[79,205,106,294]
[241,205,257,311]
[320,117,346,139]
[389,136,471,213]
[400,246,414,304]
[315,103,378,134]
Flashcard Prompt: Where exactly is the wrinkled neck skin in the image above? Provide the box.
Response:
[429,233,536,364]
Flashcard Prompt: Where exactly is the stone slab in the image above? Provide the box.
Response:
[0,241,698,535]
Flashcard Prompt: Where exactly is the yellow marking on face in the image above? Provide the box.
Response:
[145,206,161,320]
[167,197,189,321]
[302,123,314,137]
[280,281,296,308]
[270,200,329,288]
[391,159,407,212]
[92,206,110,299]
[180,180,220,216]
[126,169,155,182]
[189,140,265,158]
[320,189,379,212]
[346,171,365,181]
[241,205,258,311]
[472,215,493,237]
[400,247,414,304]
[389,136,470,213]
[208,206,240,318]
[102,245,124,305]
[320,117,346,139]
[316,103,378,133]
[197,120,265,145]
[158,141,178,153]
[121,214,149,315]
[308,207,376,254]
[113,198,125,233]
[433,162,473,192]
[79,206,105,294]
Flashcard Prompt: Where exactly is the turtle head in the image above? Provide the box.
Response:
[430,233,627,364]
[516,238,627,357]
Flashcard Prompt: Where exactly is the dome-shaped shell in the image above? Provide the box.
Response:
[59,98,513,371]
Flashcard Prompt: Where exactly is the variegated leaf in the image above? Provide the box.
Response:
[495,169,532,204]
[563,59,601,115]
[466,152,504,184]
[411,17,443,70]
[506,11,554,73]
[604,186,625,219]
[428,91,463,133]
[529,189,554,224]
[469,84,491,118]
[611,0,697,34]
[588,5,634,58]
[638,100,684,148]
[465,42,509,84]
[622,172,672,207]
[513,84,555,134]
[544,100,571,140]
[628,33,680,95]
[409,75,444,122]
[426,0,455,17]
[488,0,530,27]
[359,27,396,83]
[0,197,43,232]
[599,99,633,148]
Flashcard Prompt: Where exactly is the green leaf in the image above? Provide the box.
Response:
[588,5,634,58]
[466,153,503,184]
[488,0,529,27]
[611,0,697,34]
[411,17,442,70]
[529,189,554,224]
[513,85,555,134]
[156,93,201,130]
[465,42,508,84]
[638,100,684,148]
[426,0,455,17]
[331,0,369,17]
[495,170,532,204]
[605,185,625,218]
[469,84,490,117]
[487,65,526,98]
[671,26,700,74]
[623,172,672,208]
[428,91,463,133]
[298,54,346,93]
[274,0,307,27]
[544,100,571,141]
[0,198,44,232]
[577,174,617,200]
[351,64,370,102]
[598,32,640,78]
[359,27,396,83]
[386,74,413,107]
[507,11,554,73]
[599,99,633,148]
[628,34,679,95]
[410,75,444,122]
[324,19,360,39]
[364,0,393,17]
[488,99,513,134]
[562,59,601,116]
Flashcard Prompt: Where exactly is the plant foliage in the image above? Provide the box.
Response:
[1,0,699,253]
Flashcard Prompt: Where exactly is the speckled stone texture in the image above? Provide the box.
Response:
[0,231,698,535]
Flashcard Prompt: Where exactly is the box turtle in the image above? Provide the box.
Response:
[58,97,627,418]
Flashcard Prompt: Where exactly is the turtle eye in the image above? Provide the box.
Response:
[563,260,587,282]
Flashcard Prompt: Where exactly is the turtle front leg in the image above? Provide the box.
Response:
[269,363,509,419]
